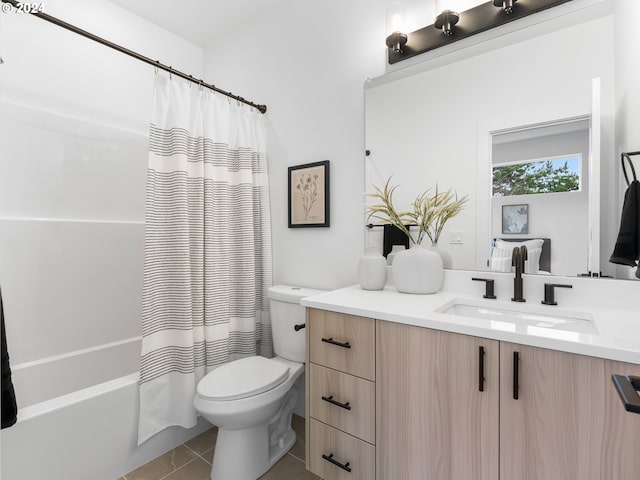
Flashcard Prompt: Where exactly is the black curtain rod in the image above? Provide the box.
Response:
[1,0,267,114]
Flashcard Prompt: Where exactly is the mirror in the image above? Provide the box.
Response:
[364,10,622,278]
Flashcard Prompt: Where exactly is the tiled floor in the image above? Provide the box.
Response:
[117,414,320,480]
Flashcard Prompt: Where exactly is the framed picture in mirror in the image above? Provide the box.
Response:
[502,204,529,234]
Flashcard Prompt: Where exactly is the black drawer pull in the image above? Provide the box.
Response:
[322,453,352,472]
[513,351,520,400]
[294,323,305,331]
[612,374,640,414]
[479,346,485,392]
[321,395,352,410]
[321,337,351,349]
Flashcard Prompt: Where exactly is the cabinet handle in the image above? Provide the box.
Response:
[322,453,352,472]
[294,323,306,331]
[479,346,485,392]
[321,395,352,410]
[612,374,640,414]
[513,351,520,400]
[321,337,351,349]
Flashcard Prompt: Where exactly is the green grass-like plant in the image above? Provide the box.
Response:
[366,177,468,246]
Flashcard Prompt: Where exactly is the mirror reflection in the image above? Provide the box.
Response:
[488,118,591,277]
[364,8,625,279]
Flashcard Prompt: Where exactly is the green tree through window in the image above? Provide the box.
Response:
[492,156,580,197]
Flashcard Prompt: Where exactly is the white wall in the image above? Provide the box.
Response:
[0,0,203,133]
[202,0,390,290]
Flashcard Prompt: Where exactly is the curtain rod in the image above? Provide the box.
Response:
[0,0,267,114]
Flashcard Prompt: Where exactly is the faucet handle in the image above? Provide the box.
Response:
[472,277,497,299]
[541,283,573,306]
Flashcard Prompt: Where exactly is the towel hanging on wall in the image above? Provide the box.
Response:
[1,288,18,429]
[609,152,640,278]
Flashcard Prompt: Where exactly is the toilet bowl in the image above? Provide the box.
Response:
[193,285,325,480]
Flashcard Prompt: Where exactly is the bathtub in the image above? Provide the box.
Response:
[0,337,211,480]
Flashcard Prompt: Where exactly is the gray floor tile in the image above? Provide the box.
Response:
[201,446,214,465]
[126,445,198,480]
[162,458,212,480]
[259,454,320,480]
[126,415,311,480]
[185,427,218,456]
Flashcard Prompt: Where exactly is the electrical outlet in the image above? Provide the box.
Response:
[449,230,463,244]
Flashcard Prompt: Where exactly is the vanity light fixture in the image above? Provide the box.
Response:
[434,0,461,36]
[385,3,408,54]
[386,0,572,65]
[493,0,518,13]
[386,31,409,53]
[434,9,460,36]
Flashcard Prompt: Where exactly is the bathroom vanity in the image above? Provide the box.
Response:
[302,271,640,480]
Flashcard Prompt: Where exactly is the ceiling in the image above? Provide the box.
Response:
[110,0,283,48]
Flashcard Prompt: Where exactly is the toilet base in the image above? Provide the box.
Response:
[210,388,298,480]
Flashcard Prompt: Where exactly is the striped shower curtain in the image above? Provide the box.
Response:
[138,74,273,444]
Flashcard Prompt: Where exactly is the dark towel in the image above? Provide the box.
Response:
[609,180,640,268]
[1,289,17,429]
[383,224,409,258]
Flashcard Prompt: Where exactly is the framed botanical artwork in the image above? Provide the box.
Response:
[502,204,529,234]
[288,160,330,228]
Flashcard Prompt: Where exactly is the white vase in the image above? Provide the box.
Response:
[392,244,443,294]
[386,244,406,266]
[429,241,453,269]
[358,247,387,291]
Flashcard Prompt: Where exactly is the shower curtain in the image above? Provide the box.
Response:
[138,74,272,444]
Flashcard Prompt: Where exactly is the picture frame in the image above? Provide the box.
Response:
[288,160,330,228]
[502,204,529,234]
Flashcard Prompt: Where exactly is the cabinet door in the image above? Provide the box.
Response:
[376,320,499,480]
[599,359,640,478]
[500,343,640,479]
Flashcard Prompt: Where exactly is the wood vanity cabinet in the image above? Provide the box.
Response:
[500,343,640,480]
[308,309,640,480]
[376,320,500,480]
[307,309,376,480]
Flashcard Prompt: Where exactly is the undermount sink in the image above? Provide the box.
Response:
[436,298,597,336]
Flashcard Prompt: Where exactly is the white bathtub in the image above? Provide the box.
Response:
[0,337,211,480]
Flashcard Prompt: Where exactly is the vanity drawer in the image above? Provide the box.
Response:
[309,363,375,443]
[308,309,375,381]
[309,418,375,480]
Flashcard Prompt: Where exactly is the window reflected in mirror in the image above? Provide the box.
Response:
[492,154,581,197]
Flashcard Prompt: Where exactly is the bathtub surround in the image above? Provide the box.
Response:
[139,73,273,444]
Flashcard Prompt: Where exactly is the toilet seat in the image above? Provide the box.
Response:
[197,356,289,401]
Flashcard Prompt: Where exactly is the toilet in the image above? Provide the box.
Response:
[193,285,324,480]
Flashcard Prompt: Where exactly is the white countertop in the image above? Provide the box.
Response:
[300,271,640,364]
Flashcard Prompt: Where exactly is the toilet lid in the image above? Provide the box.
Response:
[197,356,289,401]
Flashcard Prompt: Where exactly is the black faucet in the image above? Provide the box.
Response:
[511,246,527,302]
[541,283,573,305]
[472,277,497,299]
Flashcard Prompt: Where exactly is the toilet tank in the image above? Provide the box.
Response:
[268,285,326,362]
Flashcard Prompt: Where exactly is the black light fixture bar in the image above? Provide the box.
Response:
[388,0,573,65]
